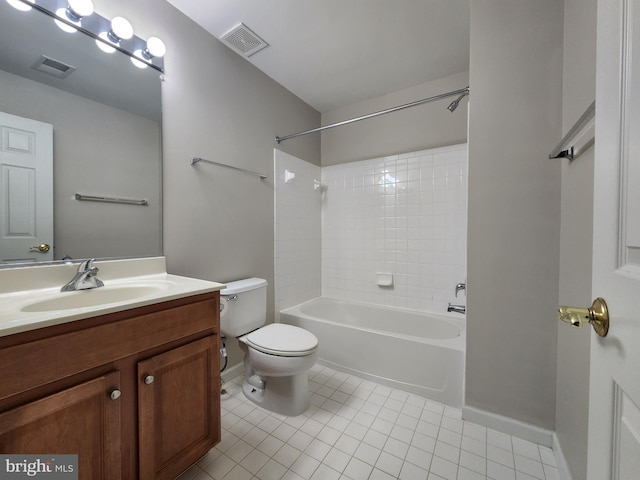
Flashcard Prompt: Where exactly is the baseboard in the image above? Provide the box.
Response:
[462,405,554,447]
[221,361,244,384]
[552,433,574,480]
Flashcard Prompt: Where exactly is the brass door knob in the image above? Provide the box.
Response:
[558,297,609,337]
[29,243,51,253]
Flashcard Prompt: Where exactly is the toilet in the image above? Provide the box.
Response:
[220,278,318,416]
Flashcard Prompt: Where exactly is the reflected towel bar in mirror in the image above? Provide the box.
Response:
[75,193,148,206]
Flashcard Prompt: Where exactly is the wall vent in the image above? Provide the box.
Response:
[220,23,268,57]
[31,55,76,79]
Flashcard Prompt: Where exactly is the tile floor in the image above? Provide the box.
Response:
[179,364,561,480]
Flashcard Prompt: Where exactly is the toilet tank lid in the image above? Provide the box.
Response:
[221,277,268,295]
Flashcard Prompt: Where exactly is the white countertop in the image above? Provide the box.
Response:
[0,257,225,337]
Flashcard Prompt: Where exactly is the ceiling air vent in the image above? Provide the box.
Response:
[220,23,268,57]
[31,55,76,79]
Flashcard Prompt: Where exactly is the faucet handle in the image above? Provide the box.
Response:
[78,258,96,272]
[455,283,466,297]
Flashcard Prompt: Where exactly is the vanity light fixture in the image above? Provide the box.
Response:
[131,36,166,69]
[54,0,94,33]
[6,0,34,11]
[96,16,133,53]
[8,0,165,72]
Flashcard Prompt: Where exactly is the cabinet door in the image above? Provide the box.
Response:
[138,336,220,480]
[0,371,122,480]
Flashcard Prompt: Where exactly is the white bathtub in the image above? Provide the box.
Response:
[279,297,465,407]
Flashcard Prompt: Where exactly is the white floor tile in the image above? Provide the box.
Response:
[343,456,374,480]
[222,464,253,480]
[488,444,515,468]
[256,459,288,480]
[488,429,513,452]
[375,451,404,477]
[487,459,517,480]
[512,438,541,461]
[459,449,486,476]
[399,461,430,480]
[429,455,458,479]
[272,444,301,469]
[323,447,351,473]
[514,454,544,479]
[201,365,563,480]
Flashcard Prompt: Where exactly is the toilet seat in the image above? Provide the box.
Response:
[245,323,318,357]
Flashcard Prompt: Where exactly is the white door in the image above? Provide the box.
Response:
[0,111,53,262]
[587,1,640,478]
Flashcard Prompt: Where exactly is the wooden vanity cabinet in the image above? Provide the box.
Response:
[0,291,221,480]
[0,371,122,479]
[138,336,218,480]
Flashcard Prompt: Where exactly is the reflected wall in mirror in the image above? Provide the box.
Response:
[0,0,162,266]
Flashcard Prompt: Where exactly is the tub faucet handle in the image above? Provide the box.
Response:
[455,283,466,297]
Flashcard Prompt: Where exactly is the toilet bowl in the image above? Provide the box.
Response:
[220,278,318,416]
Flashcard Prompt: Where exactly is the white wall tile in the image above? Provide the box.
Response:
[321,144,467,311]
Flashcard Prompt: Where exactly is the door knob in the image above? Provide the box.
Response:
[558,297,609,337]
[29,243,50,253]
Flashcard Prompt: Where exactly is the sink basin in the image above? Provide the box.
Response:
[21,285,163,312]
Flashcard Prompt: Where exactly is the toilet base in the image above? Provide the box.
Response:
[242,373,311,416]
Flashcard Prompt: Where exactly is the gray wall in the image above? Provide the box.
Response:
[93,0,320,368]
[321,71,469,166]
[556,0,596,478]
[466,1,563,429]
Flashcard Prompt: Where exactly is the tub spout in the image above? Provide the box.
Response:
[447,303,466,314]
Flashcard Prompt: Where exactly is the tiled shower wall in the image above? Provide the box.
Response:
[274,150,322,311]
[275,144,467,314]
[321,144,467,312]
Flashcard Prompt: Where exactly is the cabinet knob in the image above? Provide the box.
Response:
[109,389,122,400]
[143,375,155,385]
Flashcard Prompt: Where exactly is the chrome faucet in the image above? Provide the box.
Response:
[61,258,104,292]
[447,303,466,314]
[455,283,466,297]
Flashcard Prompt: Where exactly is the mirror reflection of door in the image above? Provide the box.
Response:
[0,111,53,262]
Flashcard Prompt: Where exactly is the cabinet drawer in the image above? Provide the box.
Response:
[0,296,218,402]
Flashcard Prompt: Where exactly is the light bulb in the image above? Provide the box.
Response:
[7,0,33,11]
[55,8,79,33]
[131,51,148,69]
[109,16,133,42]
[96,16,133,54]
[54,0,94,33]
[95,32,116,53]
[67,0,93,19]
[144,37,166,59]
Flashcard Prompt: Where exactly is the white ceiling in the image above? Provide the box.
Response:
[165,0,470,113]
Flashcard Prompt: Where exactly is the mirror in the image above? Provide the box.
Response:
[0,0,162,266]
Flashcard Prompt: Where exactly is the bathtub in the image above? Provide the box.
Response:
[279,297,465,407]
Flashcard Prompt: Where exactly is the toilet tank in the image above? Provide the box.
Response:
[219,277,268,337]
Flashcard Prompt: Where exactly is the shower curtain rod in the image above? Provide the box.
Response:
[275,86,469,144]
